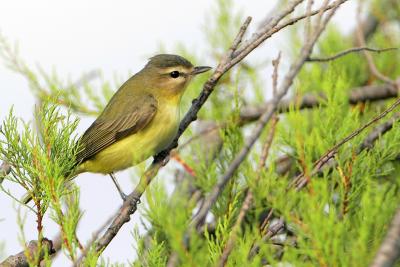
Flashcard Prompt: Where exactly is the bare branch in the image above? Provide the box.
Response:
[370,206,400,267]
[306,47,398,62]
[240,83,398,123]
[356,3,398,87]
[248,218,285,259]
[0,238,55,267]
[359,112,400,151]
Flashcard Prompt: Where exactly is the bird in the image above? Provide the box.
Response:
[23,54,211,203]
[74,54,211,200]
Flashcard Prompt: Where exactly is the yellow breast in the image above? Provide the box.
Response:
[78,101,180,174]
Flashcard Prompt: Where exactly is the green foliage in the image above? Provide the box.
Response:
[1,0,400,266]
[0,100,82,263]
[0,101,79,207]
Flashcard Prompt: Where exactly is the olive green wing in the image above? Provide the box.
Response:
[76,94,157,164]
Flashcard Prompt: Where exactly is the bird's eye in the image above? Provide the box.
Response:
[170,71,180,78]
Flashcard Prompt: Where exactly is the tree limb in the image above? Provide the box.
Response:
[0,238,55,267]
[240,83,398,123]
[369,206,400,267]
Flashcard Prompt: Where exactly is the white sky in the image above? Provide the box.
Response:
[0,0,356,265]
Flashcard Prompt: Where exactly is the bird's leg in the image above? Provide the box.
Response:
[109,172,127,201]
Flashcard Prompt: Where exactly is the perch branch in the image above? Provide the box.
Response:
[0,238,55,267]
[369,206,400,267]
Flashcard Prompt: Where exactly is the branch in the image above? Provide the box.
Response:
[239,82,398,123]
[358,112,400,151]
[356,3,398,87]
[369,206,400,267]
[0,238,55,267]
[306,47,398,62]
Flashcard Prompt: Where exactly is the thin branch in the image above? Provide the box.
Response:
[306,47,398,62]
[239,82,398,123]
[0,238,55,267]
[355,3,398,87]
[292,96,400,190]
[358,112,400,152]
[248,218,285,259]
[369,206,400,267]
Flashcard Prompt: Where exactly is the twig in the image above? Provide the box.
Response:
[248,218,285,259]
[369,206,400,267]
[306,47,398,62]
[292,96,400,190]
[359,112,400,152]
[0,238,55,267]
[356,3,398,87]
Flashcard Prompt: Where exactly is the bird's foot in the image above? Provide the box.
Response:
[126,195,141,213]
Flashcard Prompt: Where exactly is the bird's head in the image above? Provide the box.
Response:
[141,54,211,101]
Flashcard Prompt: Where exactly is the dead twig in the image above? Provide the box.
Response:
[0,238,55,267]
[248,217,285,259]
[369,206,400,267]
[306,47,398,62]
[356,3,398,88]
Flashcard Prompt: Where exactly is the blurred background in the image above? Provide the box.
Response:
[0,0,357,265]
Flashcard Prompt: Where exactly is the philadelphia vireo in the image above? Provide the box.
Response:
[75,54,211,200]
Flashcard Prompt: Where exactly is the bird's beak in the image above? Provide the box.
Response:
[191,66,212,75]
